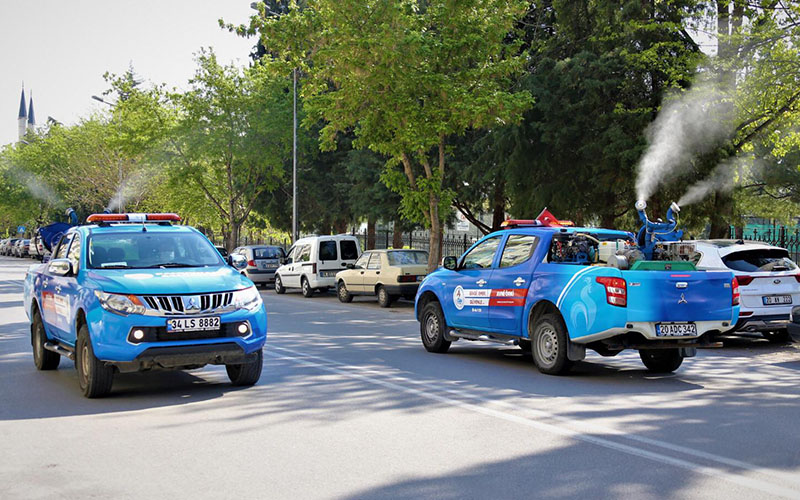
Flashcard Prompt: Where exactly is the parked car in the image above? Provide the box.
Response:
[13,239,30,257]
[22,212,266,398]
[233,245,285,287]
[2,238,19,256]
[0,239,8,255]
[336,249,428,307]
[274,235,361,297]
[693,239,799,342]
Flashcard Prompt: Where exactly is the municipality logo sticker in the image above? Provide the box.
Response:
[453,285,465,310]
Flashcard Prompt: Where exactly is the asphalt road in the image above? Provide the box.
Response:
[1,256,800,499]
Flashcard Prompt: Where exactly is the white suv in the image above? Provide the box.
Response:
[274,235,361,297]
[694,239,799,342]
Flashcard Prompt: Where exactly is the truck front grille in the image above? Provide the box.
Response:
[141,292,234,315]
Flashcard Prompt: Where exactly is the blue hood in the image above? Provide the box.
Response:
[85,266,252,295]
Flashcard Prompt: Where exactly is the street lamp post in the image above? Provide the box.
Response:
[292,68,297,243]
[91,95,123,214]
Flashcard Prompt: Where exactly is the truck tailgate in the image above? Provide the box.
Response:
[624,270,734,322]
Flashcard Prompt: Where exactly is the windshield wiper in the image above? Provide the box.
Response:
[145,263,204,268]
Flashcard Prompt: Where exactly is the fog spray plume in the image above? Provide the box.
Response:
[106,167,157,212]
[0,159,62,206]
[677,157,758,207]
[635,76,735,202]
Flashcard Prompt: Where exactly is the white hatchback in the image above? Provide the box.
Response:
[694,240,799,342]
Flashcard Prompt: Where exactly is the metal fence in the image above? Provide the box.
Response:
[352,229,476,256]
[731,226,800,263]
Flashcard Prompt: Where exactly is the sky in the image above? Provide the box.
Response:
[0,0,257,146]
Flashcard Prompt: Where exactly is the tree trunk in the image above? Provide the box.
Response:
[709,191,734,238]
[226,220,240,252]
[392,222,404,249]
[491,179,506,231]
[428,195,442,273]
[366,217,376,250]
[334,219,348,234]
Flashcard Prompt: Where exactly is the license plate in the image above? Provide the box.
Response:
[763,295,792,305]
[167,317,220,332]
[656,323,698,337]
[319,270,336,278]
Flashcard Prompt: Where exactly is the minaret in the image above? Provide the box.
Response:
[18,84,27,141]
[27,92,36,134]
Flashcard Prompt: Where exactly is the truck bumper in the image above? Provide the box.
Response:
[110,344,259,373]
[571,319,733,344]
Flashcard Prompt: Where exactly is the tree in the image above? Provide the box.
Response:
[157,50,292,250]
[248,0,533,271]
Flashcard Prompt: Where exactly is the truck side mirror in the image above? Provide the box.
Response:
[229,254,247,270]
[48,258,73,277]
[442,256,457,270]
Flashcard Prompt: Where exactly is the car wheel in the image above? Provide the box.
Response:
[639,348,683,373]
[377,286,394,308]
[337,281,353,303]
[226,348,263,386]
[762,329,790,343]
[274,275,286,294]
[301,277,314,298]
[31,310,59,370]
[76,324,114,398]
[420,301,451,353]
[531,314,572,375]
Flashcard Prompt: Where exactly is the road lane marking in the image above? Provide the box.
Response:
[268,345,800,498]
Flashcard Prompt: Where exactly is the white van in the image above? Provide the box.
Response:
[274,235,362,297]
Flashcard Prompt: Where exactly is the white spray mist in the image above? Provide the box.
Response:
[635,76,735,202]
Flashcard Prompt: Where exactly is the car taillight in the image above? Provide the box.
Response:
[736,275,754,286]
[596,276,627,307]
[794,273,800,283]
[732,277,740,306]
[312,263,317,274]
[397,275,417,283]
[247,260,256,267]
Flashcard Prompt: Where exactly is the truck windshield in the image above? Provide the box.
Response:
[88,232,224,269]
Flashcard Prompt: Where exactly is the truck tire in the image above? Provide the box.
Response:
[377,286,394,308]
[531,314,572,375]
[337,281,353,303]
[226,348,263,386]
[639,348,683,373]
[76,324,114,398]
[274,275,286,294]
[31,310,59,370]
[301,277,314,298]
[420,301,451,353]
[762,330,789,343]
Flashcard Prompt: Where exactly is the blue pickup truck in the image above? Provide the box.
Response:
[415,220,739,374]
[23,213,267,397]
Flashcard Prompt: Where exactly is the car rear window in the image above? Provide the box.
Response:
[319,241,337,260]
[387,250,428,266]
[340,240,359,260]
[722,249,797,272]
[254,247,284,259]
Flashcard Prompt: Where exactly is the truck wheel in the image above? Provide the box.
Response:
[274,275,286,294]
[639,349,683,373]
[31,310,59,370]
[76,324,114,398]
[377,286,394,308]
[420,302,451,353]
[762,330,789,343]
[226,348,263,386]
[531,314,572,375]
[301,277,314,298]
[337,281,353,303]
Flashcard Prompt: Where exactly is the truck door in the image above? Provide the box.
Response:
[487,234,539,334]
[442,235,502,331]
[42,234,75,341]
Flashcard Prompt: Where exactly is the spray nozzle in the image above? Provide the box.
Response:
[670,201,681,213]
[635,200,647,211]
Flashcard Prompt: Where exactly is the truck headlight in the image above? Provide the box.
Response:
[94,291,146,316]
[233,286,262,311]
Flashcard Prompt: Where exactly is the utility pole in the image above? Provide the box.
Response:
[292,68,298,243]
